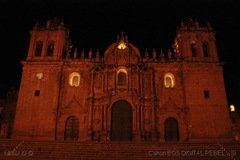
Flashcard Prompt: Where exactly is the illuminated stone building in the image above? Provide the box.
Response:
[12,18,234,142]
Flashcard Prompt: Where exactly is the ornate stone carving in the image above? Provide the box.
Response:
[93,67,104,93]
[117,51,128,66]
[106,53,116,65]
[143,69,152,97]
[55,96,87,118]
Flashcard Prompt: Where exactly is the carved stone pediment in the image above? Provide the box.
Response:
[91,91,112,104]
[57,96,88,116]
[160,97,183,113]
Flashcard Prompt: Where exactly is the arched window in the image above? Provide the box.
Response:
[35,41,43,56]
[117,68,127,86]
[202,41,209,57]
[191,41,197,57]
[72,76,79,86]
[118,72,126,85]
[69,72,80,87]
[62,45,67,59]
[46,41,54,56]
[164,73,175,88]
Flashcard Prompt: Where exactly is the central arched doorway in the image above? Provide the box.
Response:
[111,100,132,141]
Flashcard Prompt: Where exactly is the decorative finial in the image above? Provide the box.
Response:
[160,49,165,59]
[187,17,195,28]
[152,48,156,59]
[46,18,51,28]
[167,49,172,59]
[88,49,92,59]
[125,35,128,43]
[81,49,85,58]
[96,49,100,60]
[144,49,149,59]
[74,48,77,59]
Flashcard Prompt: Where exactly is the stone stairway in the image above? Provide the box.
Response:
[0,139,239,160]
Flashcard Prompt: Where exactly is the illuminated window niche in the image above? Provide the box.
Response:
[164,73,175,88]
[69,72,80,87]
[117,68,127,86]
[230,105,235,112]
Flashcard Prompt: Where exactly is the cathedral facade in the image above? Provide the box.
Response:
[12,18,233,142]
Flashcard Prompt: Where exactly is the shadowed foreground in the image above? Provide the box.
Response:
[0,139,239,160]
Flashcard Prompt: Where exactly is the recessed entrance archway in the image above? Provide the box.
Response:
[111,100,132,141]
[64,116,79,141]
[164,117,179,142]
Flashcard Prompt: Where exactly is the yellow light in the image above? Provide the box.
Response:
[69,72,80,87]
[117,42,127,50]
[230,105,235,112]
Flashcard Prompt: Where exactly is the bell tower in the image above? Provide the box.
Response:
[26,17,71,61]
[171,18,232,141]
[173,18,219,62]
[12,18,71,140]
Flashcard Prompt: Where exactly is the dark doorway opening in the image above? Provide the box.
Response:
[164,117,179,142]
[111,100,132,141]
[64,116,79,141]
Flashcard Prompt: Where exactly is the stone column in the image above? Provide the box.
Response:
[90,70,94,94]
[140,103,145,141]
[128,68,131,91]
[137,69,140,92]
[151,102,157,141]
[113,71,116,95]
[136,105,140,130]
[87,70,94,141]
[140,70,143,97]
[100,104,109,141]
[133,104,142,141]
[103,105,107,130]
[104,70,108,91]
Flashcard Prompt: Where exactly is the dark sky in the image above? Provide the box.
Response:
[0,0,239,109]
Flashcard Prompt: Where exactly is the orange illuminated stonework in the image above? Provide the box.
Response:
[11,18,236,142]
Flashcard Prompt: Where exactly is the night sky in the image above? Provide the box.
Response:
[0,0,239,110]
